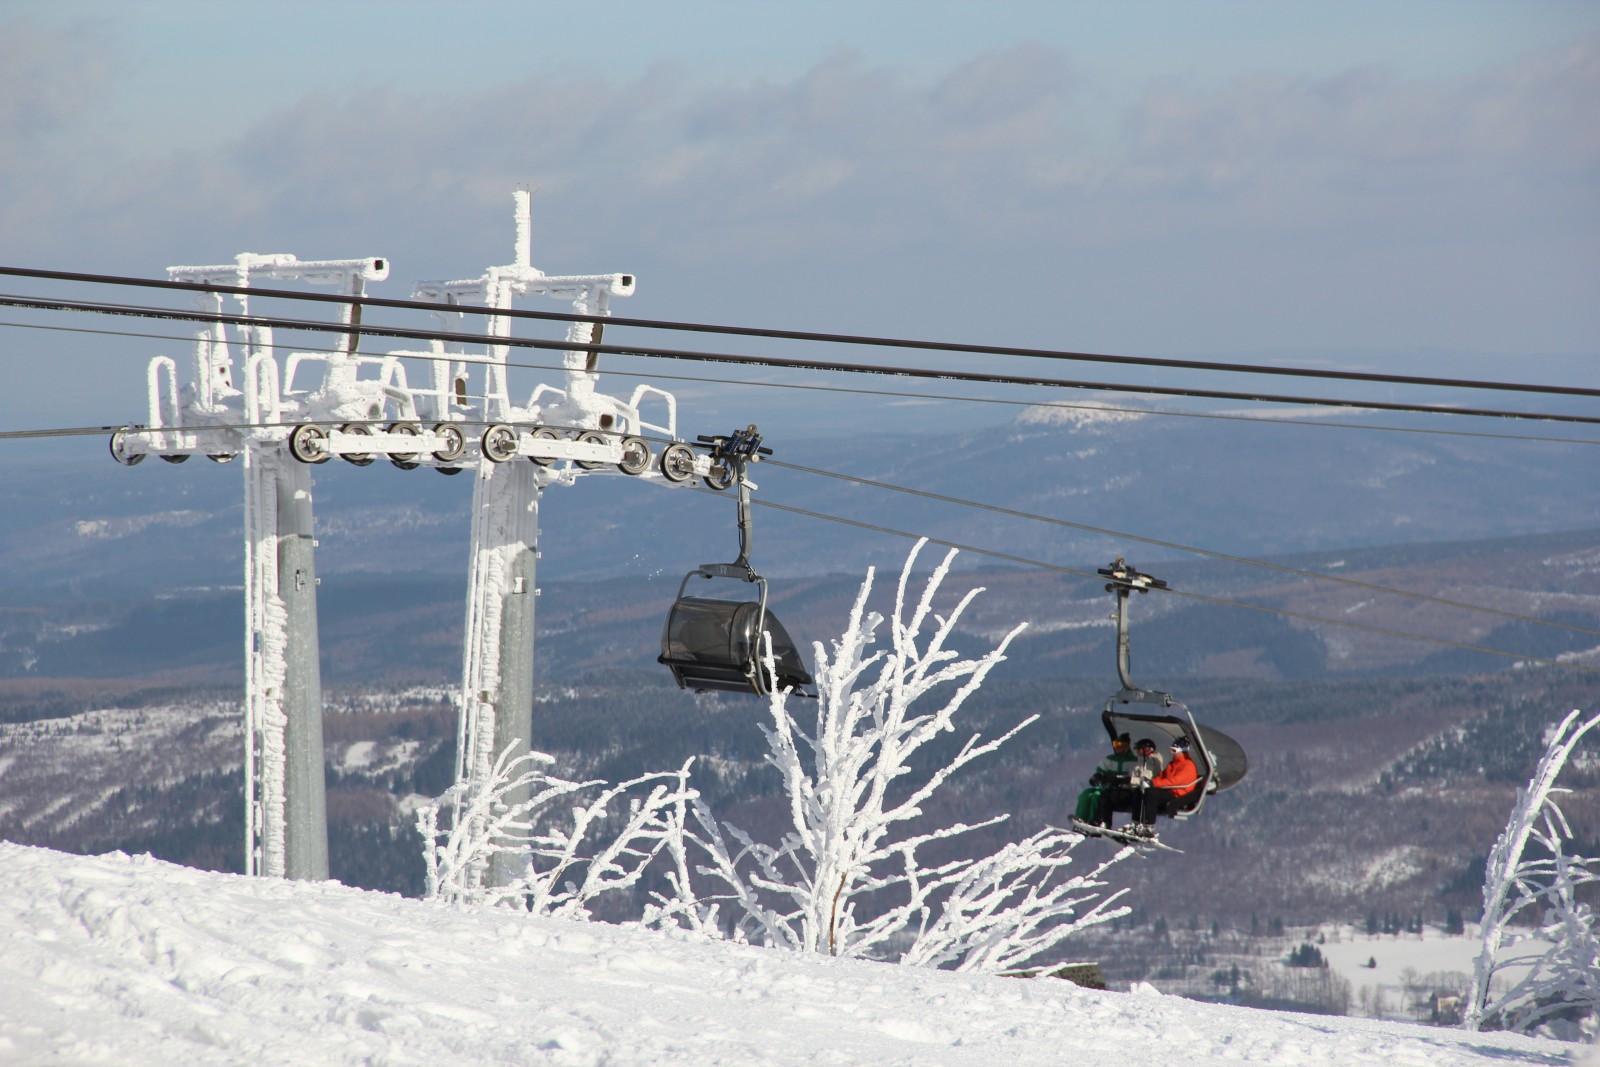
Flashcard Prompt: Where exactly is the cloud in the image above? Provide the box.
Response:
[0,19,110,142]
[0,19,113,248]
[3,30,1594,357]
[0,44,1084,270]
[1122,34,1600,199]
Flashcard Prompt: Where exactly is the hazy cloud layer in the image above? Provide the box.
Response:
[0,20,111,224]
[4,23,1595,355]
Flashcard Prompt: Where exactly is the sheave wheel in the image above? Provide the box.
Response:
[387,422,421,469]
[109,427,145,466]
[704,462,734,491]
[574,430,610,470]
[659,442,696,482]
[340,423,376,466]
[617,436,652,475]
[288,423,331,464]
[482,424,520,463]
[431,423,466,463]
[528,426,562,467]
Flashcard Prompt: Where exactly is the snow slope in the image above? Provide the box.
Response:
[0,843,1586,1067]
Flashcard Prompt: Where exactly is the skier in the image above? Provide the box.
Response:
[1074,733,1134,825]
[1093,736,1164,831]
[1131,735,1200,835]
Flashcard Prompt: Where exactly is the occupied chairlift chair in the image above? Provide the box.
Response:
[659,426,814,697]
[1097,559,1248,821]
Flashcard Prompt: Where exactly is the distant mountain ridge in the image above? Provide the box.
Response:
[1,404,1592,593]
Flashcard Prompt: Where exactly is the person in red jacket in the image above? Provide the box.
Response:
[1132,735,1200,835]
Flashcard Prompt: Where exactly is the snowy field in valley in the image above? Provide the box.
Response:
[1319,925,1548,1004]
[1,843,1588,1067]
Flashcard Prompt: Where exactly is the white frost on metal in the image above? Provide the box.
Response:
[120,191,715,881]
[127,254,391,880]
[456,462,535,787]
[413,189,656,439]
[242,442,289,877]
[417,193,684,811]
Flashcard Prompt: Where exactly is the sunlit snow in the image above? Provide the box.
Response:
[1,843,1585,1066]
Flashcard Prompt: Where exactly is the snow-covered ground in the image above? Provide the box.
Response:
[1,843,1588,1066]
[1320,925,1547,1005]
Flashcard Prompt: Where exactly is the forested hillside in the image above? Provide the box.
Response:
[2,526,1596,1008]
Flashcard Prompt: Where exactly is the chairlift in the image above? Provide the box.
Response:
[1073,560,1248,845]
[658,426,814,697]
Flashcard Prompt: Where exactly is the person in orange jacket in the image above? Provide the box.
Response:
[1132,735,1200,835]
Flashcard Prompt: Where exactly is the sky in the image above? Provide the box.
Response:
[3,841,1589,1066]
[1,1,1597,442]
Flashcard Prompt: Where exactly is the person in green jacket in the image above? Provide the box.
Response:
[1075,733,1135,825]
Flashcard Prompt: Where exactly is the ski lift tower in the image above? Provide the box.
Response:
[412,190,713,886]
[112,252,391,881]
[112,192,730,888]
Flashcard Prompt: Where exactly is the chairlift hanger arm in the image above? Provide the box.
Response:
[695,425,770,574]
[1099,558,1170,701]
[662,425,815,697]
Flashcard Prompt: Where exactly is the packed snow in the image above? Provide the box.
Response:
[2,843,1587,1067]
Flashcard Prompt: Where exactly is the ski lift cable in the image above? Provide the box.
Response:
[762,457,1600,638]
[731,491,1600,676]
[2,414,1590,640]
[4,314,1596,449]
[0,411,1589,672]
[1,292,1597,427]
[3,264,1597,401]
[7,408,1588,646]
[7,288,1599,414]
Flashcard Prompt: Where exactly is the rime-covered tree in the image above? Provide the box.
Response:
[416,740,695,919]
[647,540,1129,972]
[1465,708,1600,1042]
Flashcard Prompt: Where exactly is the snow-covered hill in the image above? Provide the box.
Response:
[1,843,1585,1066]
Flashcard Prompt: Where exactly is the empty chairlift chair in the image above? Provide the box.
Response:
[658,426,814,697]
[660,581,814,696]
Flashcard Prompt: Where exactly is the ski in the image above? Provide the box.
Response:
[1068,817,1183,854]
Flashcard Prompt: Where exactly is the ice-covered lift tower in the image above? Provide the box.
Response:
[115,192,724,885]
[114,251,391,881]
[411,190,697,885]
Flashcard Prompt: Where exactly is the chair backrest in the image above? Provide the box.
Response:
[659,595,812,696]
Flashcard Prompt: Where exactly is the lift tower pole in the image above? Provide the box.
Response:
[121,252,389,880]
[243,442,328,879]
[416,190,641,887]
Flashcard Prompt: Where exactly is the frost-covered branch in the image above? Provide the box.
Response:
[1465,708,1600,1041]
[894,828,1131,974]
[416,741,696,920]
[646,540,1129,972]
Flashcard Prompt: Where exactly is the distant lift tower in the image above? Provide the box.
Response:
[113,252,391,880]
